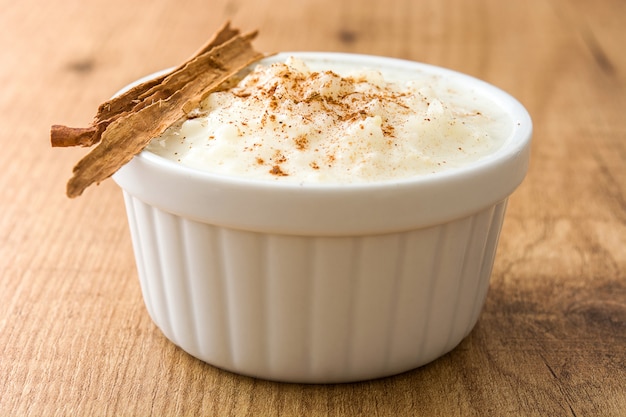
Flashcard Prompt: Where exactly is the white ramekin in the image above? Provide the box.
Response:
[112,52,532,383]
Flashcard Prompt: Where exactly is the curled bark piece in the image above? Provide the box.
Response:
[50,124,104,148]
[50,23,267,198]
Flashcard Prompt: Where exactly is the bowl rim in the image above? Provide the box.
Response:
[113,52,532,235]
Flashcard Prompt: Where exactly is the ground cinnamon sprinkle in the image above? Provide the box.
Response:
[145,54,506,183]
[269,165,288,176]
[294,135,309,150]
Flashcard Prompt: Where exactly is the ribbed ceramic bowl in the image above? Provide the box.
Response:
[112,52,532,383]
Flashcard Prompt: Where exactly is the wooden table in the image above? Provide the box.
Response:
[1,0,624,415]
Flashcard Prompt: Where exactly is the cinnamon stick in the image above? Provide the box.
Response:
[51,23,267,198]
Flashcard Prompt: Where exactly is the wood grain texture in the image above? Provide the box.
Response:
[1,0,624,415]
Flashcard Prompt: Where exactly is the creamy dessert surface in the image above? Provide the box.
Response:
[147,57,512,183]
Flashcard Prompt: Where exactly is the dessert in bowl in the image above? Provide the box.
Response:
[112,52,532,383]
